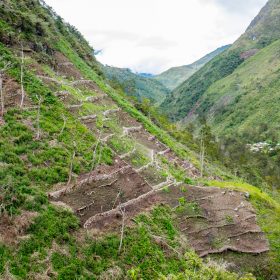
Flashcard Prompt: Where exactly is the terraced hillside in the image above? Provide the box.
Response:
[0,0,280,279]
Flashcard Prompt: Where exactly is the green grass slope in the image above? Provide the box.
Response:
[102,65,170,104]
[193,39,280,138]
[154,45,230,91]
[160,0,280,124]
[0,1,280,279]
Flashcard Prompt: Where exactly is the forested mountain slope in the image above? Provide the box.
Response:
[102,65,170,104]
[160,0,280,139]
[0,1,279,279]
[154,45,230,90]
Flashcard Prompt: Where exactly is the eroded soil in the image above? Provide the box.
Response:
[43,51,270,258]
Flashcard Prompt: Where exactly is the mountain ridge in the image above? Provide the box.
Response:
[102,64,170,104]
[0,0,279,279]
[153,45,231,91]
[160,0,280,138]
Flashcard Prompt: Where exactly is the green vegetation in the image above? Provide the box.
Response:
[129,148,151,168]
[154,45,231,90]
[157,0,280,199]
[0,41,112,214]
[102,65,170,104]
[160,49,244,120]
[0,205,256,279]
[160,0,280,122]
[108,136,135,155]
[0,0,280,279]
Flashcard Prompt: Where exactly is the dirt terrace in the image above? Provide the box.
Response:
[53,182,269,257]
[49,157,152,225]
[160,185,269,257]
[1,75,33,110]
[44,52,269,257]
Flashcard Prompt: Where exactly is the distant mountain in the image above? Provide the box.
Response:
[160,0,280,139]
[102,65,170,104]
[153,45,231,90]
[137,72,154,78]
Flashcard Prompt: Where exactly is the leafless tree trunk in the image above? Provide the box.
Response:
[67,141,76,186]
[87,130,103,182]
[35,95,43,140]
[0,60,11,117]
[20,44,25,108]
[200,138,205,178]
[59,114,67,136]
[0,73,3,117]
[118,206,125,254]
[112,191,121,210]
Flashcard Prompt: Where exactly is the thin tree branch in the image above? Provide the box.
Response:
[20,44,25,108]
[118,206,125,254]
[67,141,77,186]
[59,114,67,136]
[35,94,43,140]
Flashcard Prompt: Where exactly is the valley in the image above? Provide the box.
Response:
[0,0,279,279]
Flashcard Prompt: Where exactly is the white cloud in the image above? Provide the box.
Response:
[45,0,267,74]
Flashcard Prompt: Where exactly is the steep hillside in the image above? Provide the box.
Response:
[190,39,280,137]
[160,0,280,130]
[154,45,230,90]
[102,65,170,104]
[0,1,279,279]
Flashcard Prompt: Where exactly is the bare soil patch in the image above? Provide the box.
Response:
[50,158,152,225]
[54,52,82,80]
[114,110,141,127]
[2,75,32,110]
[139,165,167,186]
[159,185,269,257]
[129,129,167,153]
[0,211,38,245]
[84,189,162,233]
[163,150,200,178]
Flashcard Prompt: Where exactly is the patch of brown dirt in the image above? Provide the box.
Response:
[1,75,32,110]
[67,104,83,114]
[129,129,167,152]
[27,59,47,76]
[55,91,79,108]
[163,150,200,178]
[240,49,258,60]
[81,119,99,132]
[0,211,38,245]
[49,157,152,225]
[54,52,82,80]
[84,189,162,233]
[70,79,105,94]
[90,95,116,107]
[114,110,141,127]
[159,185,269,257]
[139,165,167,186]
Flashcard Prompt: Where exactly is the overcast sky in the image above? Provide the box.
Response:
[45,0,267,74]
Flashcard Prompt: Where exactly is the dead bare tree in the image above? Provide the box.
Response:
[200,137,205,178]
[112,191,121,210]
[59,114,67,136]
[35,94,43,140]
[20,44,25,108]
[67,141,77,186]
[0,59,11,117]
[118,206,125,254]
[88,122,103,183]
